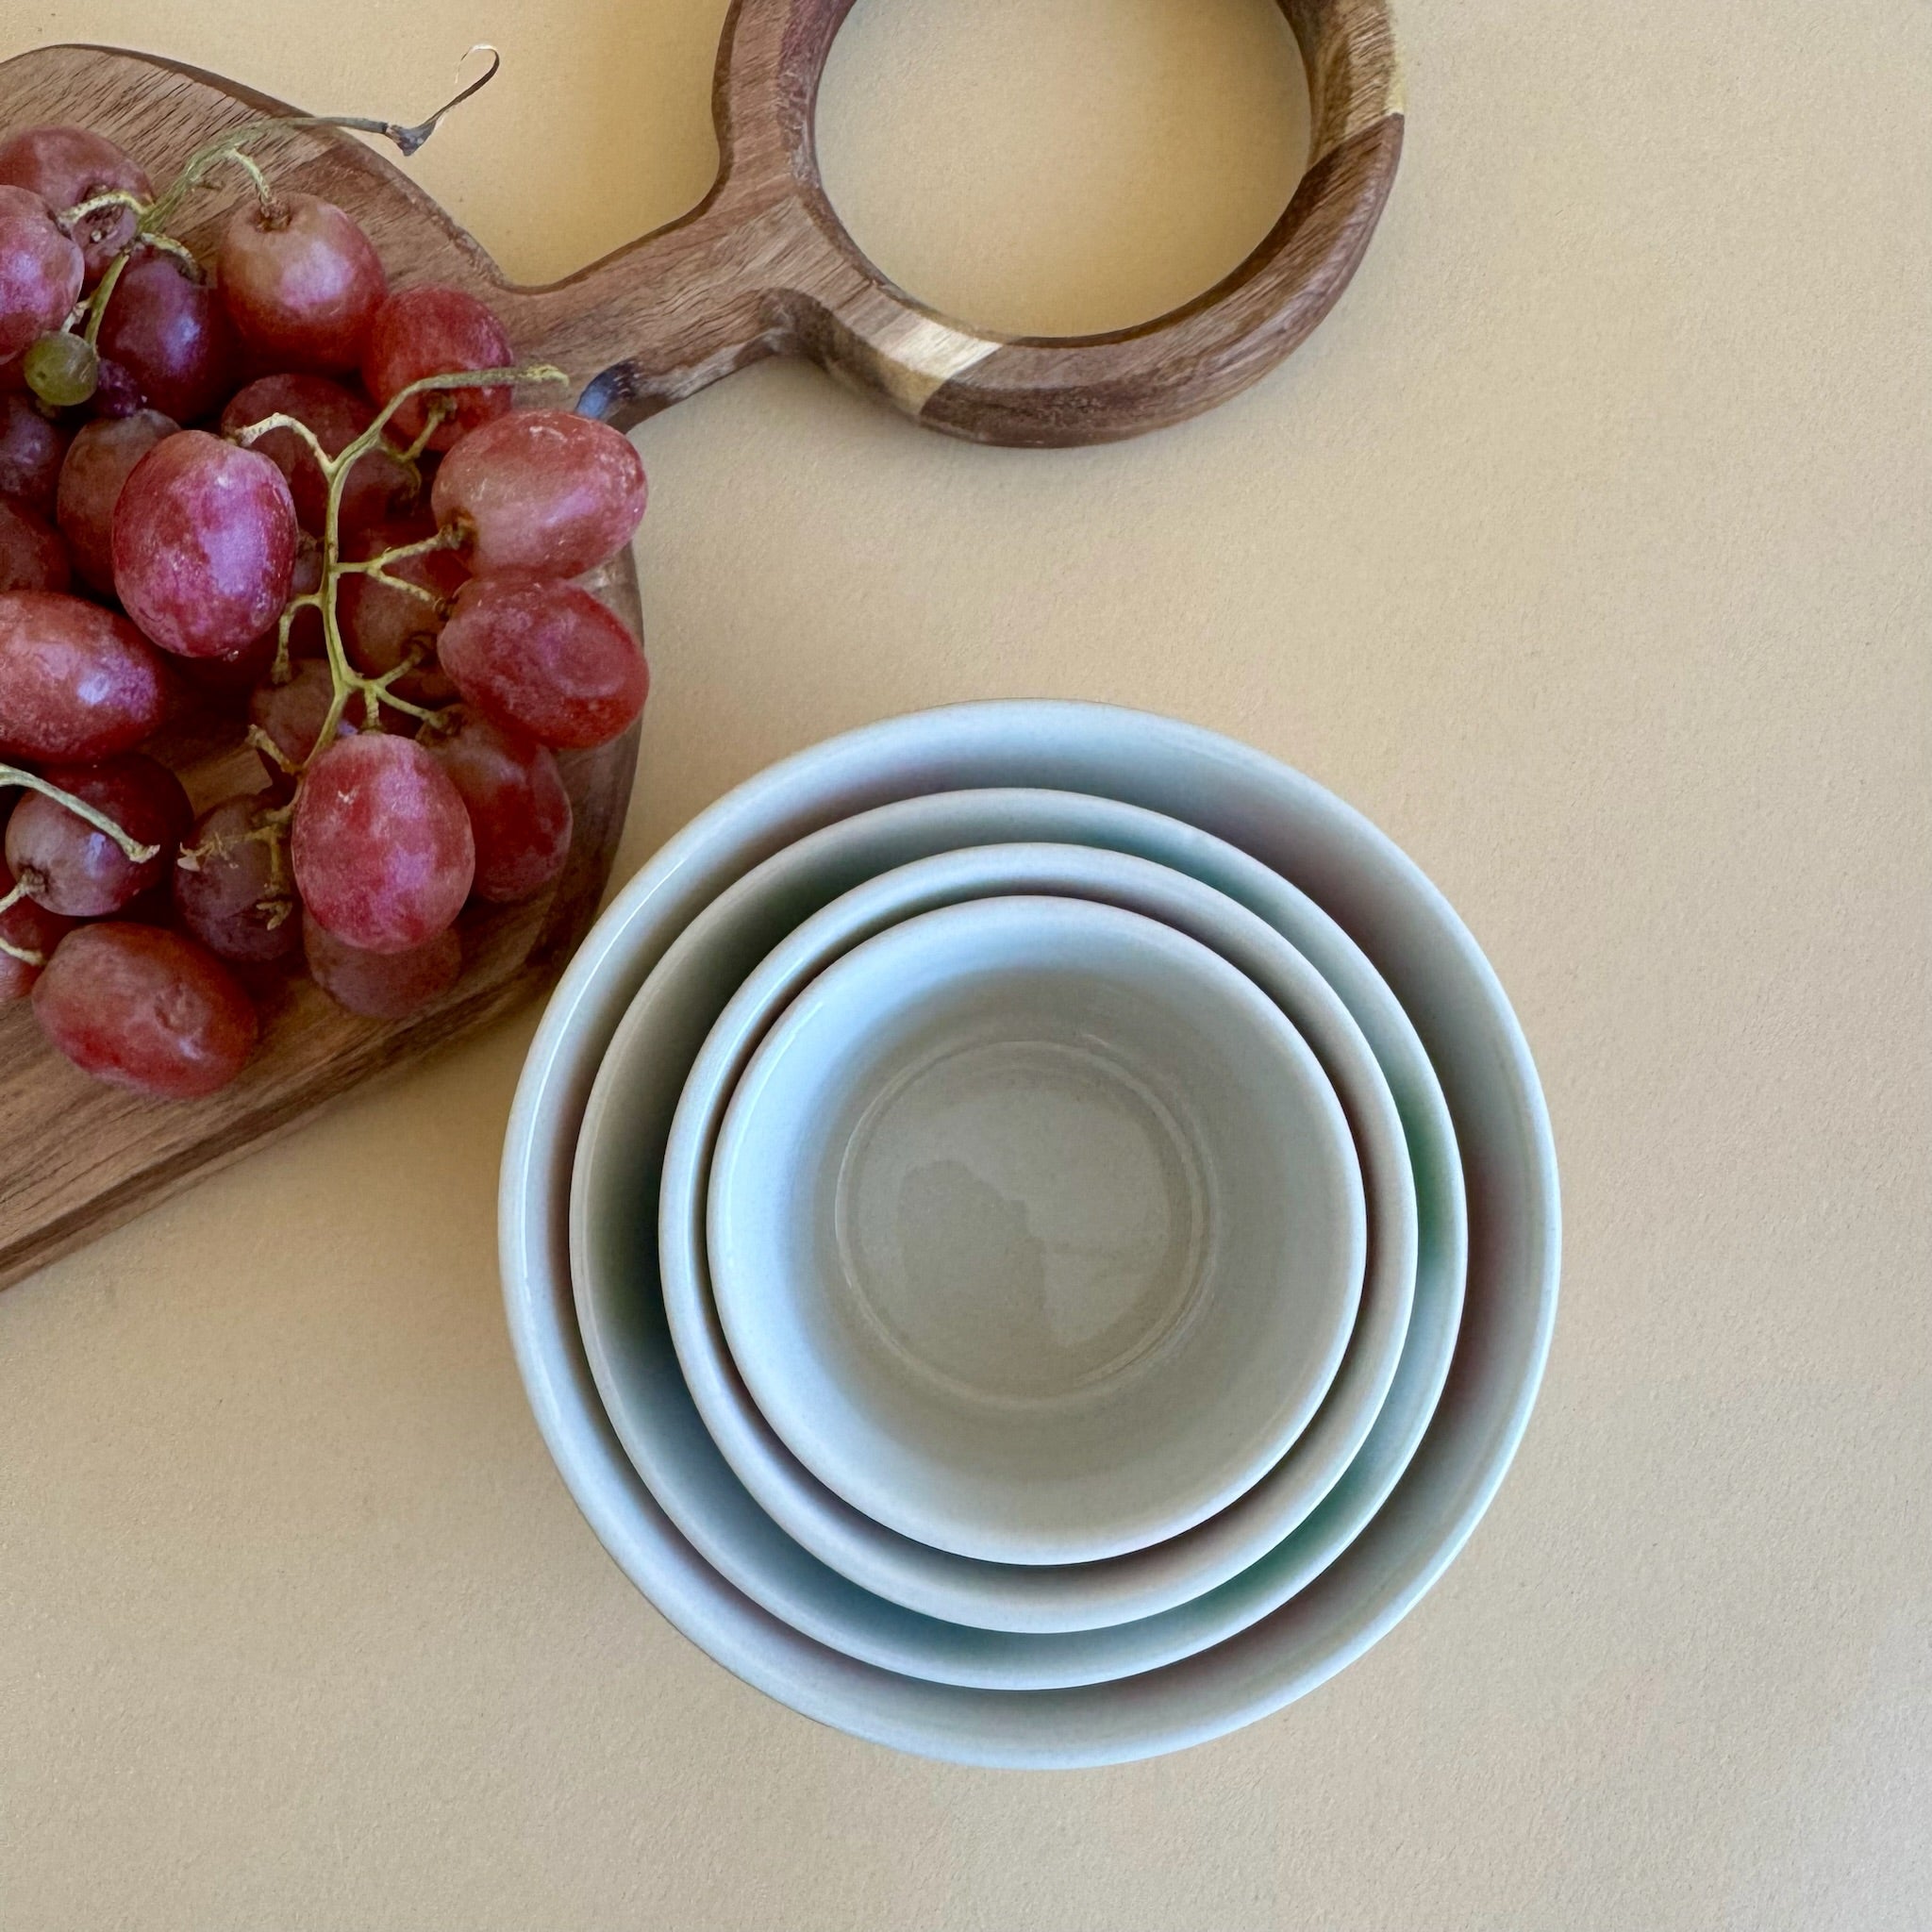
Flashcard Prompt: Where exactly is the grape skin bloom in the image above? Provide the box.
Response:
[111,430,298,658]
[33,922,258,1098]
[291,734,475,954]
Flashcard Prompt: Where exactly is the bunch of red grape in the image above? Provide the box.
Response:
[0,114,648,1099]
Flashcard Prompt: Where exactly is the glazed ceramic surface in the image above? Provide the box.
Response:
[509,703,1556,1767]
[706,891,1365,1563]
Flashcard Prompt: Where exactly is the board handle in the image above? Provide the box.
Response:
[514,0,1403,448]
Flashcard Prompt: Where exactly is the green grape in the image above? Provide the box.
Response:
[24,331,98,409]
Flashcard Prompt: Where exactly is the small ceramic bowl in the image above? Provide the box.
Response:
[706,892,1366,1566]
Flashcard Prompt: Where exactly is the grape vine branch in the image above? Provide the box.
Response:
[28,47,501,410]
[12,53,537,914]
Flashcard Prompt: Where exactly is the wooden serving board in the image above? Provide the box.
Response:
[0,3,1401,1290]
[0,48,646,1292]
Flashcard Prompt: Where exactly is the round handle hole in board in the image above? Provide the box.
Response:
[815,0,1312,340]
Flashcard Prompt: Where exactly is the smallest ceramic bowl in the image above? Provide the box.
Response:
[707,893,1368,1566]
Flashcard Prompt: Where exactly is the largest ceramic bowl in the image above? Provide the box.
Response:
[502,701,1559,1769]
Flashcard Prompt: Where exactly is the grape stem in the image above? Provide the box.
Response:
[37,53,502,408]
[141,231,202,272]
[0,879,42,965]
[140,46,502,236]
[230,361,568,762]
[243,723,300,779]
[58,188,144,225]
[341,527,458,572]
[178,802,297,927]
[233,46,506,161]
[227,148,285,225]
[336,527,462,615]
[228,407,438,542]
[346,565,443,613]
[79,250,128,349]
[355,658,441,724]
[145,143,286,229]
[390,400,455,467]
[270,592,323,685]
[0,763,161,862]
[228,411,331,469]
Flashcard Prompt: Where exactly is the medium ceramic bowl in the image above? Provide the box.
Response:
[707,892,1366,1566]
[506,702,1557,1768]
[576,837,1414,1683]
[625,829,1421,1656]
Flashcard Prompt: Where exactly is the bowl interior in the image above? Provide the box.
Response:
[709,894,1368,1565]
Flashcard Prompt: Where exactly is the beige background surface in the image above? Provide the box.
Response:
[2,0,1928,1925]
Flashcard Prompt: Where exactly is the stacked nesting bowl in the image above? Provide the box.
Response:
[501,702,1559,1768]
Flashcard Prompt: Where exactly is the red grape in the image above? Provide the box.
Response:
[112,429,297,658]
[0,125,151,284]
[437,575,647,749]
[292,732,474,952]
[175,536,312,710]
[429,708,572,903]
[339,510,467,683]
[0,497,69,592]
[0,590,169,758]
[0,392,70,517]
[360,285,513,451]
[33,922,257,1097]
[303,908,459,1019]
[56,408,176,593]
[218,373,414,537]
[173,795,300,963]
[0,849,74,999]
[0,184,85,359]
[5,752,191,915]
[89,357,145,419]
[95,248,240,423]
[248,658,352,777]
[218,193,387,373]
[432,409,645,579]
[176,630,280,708]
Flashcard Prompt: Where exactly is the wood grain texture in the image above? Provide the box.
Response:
[0,48,640,1293]
[565,0,1405,446]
